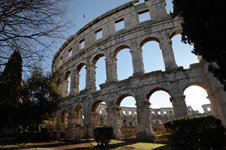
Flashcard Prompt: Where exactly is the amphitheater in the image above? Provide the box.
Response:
[51,0,226,142]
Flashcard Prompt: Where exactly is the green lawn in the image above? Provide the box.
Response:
[92,139,170,150]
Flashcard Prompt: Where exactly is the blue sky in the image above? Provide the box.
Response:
[53,0,210,113]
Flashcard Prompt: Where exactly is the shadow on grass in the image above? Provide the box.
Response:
[152,145,171,150]
[93,140,136,150]
[0,138,93,150]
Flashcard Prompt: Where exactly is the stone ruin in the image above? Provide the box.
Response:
[51,0,226,142]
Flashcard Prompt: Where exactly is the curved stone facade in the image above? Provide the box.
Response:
[51,0,226,141]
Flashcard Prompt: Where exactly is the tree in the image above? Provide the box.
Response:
[172,0,226,89]
[16,67,60,130]
[0,50,22,130]
[0,0,71,69]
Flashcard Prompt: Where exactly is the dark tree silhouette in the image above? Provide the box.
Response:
[0,51,22,129]
[172,0,226,89]
[0,0,71,69]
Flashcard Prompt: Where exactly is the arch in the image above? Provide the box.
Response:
[91,100,106,112]
[76,63,86,91]
[64,70,71,80]
[91,100,108,127]
[116,93,135,106]
[183,82,211,93]
[169,29,183,39]
[147,87,171,99]
[92,54,106,90]
[74,104,83,116]
[61,71,71,96]
[76,63,86,73]
[114,45,130,57]
[141,37,165,72]
[148,89,172,108]
[183,83,211,114]
[61,109,69,128]
[73,104,84,126]
[117,95,137,138]
[115,47,133,80]
[92,53,105,65]
[140,37,160,48]
[171,33,199,69]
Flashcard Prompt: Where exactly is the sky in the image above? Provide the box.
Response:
[52,0,210,113]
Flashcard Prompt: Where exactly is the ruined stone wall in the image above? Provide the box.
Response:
[52,0,226,142]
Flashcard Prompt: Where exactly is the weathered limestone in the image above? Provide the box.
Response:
[52,0,226,142]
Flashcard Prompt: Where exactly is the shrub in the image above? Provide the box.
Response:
[93,127,113,146]
[164,115,226,150]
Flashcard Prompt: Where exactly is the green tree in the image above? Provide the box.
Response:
[172,0,226,89]
[0,50,22,130]
[16,67,60,130]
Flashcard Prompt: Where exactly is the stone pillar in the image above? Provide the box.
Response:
[70,70,78,95]
[106,105,123,140]
[136,99,156,142]
[61,76,67,97]
[130,39,144,75]
[75,124,81,142]
[105,52,118,83]
[170,95,188,118]
[56,111,61,140]
[67,110,75,139]
[159,31,178,71]
[83,112,98,138]
[85,64,96,92]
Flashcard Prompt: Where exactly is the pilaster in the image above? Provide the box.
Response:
[106,105,124,140]
[85,64,96,92]
[170,95,187,118]
[159,31,178,71]
[135,94,156,142]
[130,39,144,75]
[105,52,118,83]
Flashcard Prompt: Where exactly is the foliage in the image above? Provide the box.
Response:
[0,0,71,69]
[0,51,22,129]
[15,67,60,129]
[164,115,226,150]
[16,129,50,142]
[93,127,113,146]
[172,0,226,90]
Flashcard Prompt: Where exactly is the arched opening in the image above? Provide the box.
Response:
[56,78,61,96]
[184,85,211,115]
[142,40,164,73]
[116,48,133,80]
[64,71,71,96]
[94,101,107,127]
[94,56,106,90]
[61,110,68,129]
[74,105,84,125]
[77,64,86,92]
[165,0,173,14]
[149,90,173,126]
[172,34,199,69]
[118,95,137,139]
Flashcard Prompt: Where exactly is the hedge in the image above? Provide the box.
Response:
[93,127,113,146]
[164,115,225,150]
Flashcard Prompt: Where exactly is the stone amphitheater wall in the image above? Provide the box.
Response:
[51,0,226,142]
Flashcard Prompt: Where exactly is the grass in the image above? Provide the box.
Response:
[1,137,170,149]
[92,139,171,150]
[18,142,33,147]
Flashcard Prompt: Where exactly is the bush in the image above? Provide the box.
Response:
[93,127,113,146]
[16,131,50,142]
[164,115,226,150]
